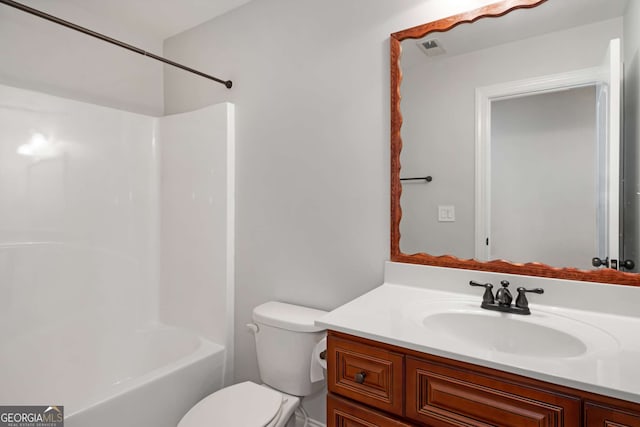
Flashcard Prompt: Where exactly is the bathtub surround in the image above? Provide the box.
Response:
[0,84,158,333]
[159,103,236,386]
[0,84,234,427]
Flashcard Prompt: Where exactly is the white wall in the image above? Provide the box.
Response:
[0,0,164,116]
[491,87,597,270]
[162,0,498,421]
[623,0,640,272]
[159,103,235,385]
[0,83,157,348]
[399,18,622,258]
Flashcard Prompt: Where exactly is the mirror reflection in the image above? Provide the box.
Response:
[398,0,638,273]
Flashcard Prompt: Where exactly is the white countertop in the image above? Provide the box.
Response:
[316,263,640,404]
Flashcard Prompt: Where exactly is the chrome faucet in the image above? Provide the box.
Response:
[469,280,543,315]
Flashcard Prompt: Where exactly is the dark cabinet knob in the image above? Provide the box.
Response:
[354,371,367,384]
[592,257,609,268]
[621,259,635,270]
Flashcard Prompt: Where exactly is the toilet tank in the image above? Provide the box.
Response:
[252,301,328,397]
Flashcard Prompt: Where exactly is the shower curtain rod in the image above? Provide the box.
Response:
[0,0,233,89]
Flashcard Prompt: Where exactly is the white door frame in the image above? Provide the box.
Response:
[474,67,605,261]
[604,38,622,267]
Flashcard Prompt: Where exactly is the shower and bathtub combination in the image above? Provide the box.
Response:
[0,83,235,427]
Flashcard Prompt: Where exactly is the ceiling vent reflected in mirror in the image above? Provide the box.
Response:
[417,38,446,57]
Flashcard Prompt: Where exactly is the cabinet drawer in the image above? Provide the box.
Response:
[585,402,640,427]
[406,356,580,427]
[327,394,414,427]
[328,335,404,416]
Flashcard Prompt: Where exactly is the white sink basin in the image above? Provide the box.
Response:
[408,299,619,359]
[422,311,587,357]
[316,281,640,403]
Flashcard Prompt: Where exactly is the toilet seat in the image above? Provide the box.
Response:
[177,381,284,427]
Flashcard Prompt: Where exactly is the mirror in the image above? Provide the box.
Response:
[390,0,640,286]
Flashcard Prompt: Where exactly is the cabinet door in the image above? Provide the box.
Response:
[406,356,580,427]
[328,335,404,416]
[585,402,640,427]
[327,394,414,427]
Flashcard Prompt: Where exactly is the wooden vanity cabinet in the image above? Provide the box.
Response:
[406,356,580,426]
[327,331,640,427]
[328,394,413,427]
[584,402,640,426]
[327,334,404,416]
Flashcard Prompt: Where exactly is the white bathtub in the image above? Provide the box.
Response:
[0,324,225,427]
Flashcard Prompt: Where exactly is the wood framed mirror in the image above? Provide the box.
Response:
[390,0,640,286]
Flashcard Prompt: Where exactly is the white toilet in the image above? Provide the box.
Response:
[178,301,328,427]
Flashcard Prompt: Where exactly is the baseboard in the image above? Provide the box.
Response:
[294,412,325,427]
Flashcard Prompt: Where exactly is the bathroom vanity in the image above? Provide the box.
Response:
[325,332,639,426]
[317,263,640,426]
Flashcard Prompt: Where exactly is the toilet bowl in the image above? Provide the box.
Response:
[177,301,327,427]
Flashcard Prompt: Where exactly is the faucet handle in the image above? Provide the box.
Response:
[469,280,495,304]
[515,287,544,310]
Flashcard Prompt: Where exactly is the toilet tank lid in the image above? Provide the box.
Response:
[253,301,328,332]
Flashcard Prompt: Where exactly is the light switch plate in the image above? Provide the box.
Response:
[438,205,455,222]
